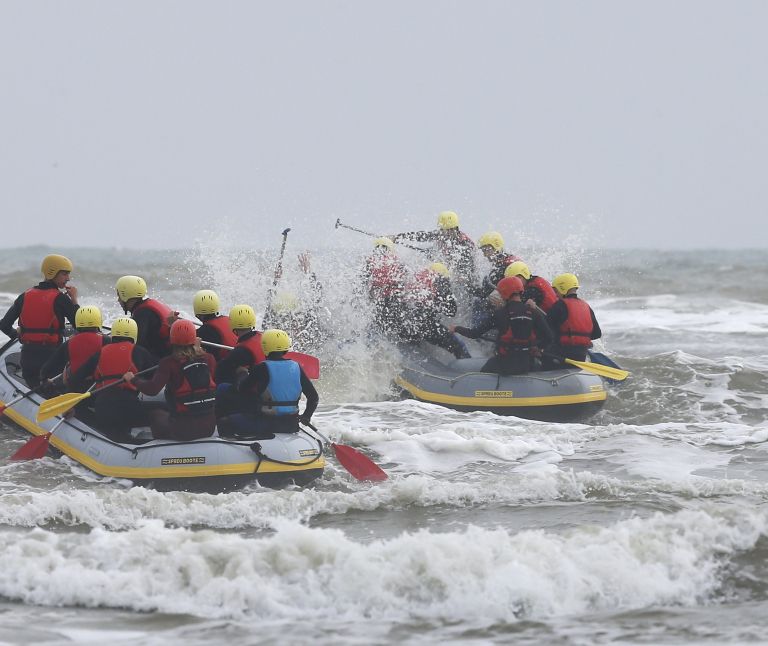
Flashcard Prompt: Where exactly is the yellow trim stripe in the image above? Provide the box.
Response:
[395,376,607,407]
[1,403,325,479]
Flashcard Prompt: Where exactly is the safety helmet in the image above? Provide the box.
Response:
[373,237,394,251]
[41,254,73,280]
[478,231,504,252]
[428,262,450,277]
[496,276,525,300]
[437,211,459,230]
[504,261,531,281]
[193,289,220,317]
[552,273,579,296]
[229,304,256,331]
[74,306,102,330]
[115,275,148,302]
[111,317,138,342]
[272,291,299,314]
[261,328,292,355]
[170,319,198,346]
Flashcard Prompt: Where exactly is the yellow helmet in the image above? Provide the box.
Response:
[505,261,531,281]
[437,211,459,230]
[41,254,73,280]
[111,317,138,342]
[478,231,504,252]
[373,236,394,250]
[552,273,579,296]
[115,275,147,302]
[261,328,292,355]
[193,289,220,317]
[75,306,103,330]
[229,304,256,331]
[272,291,299,314]
[429,262,450,277]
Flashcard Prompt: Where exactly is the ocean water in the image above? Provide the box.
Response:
[0,244,767,644]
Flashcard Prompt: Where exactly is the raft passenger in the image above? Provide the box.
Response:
[115,275,177,359]
[126,320,217,441]
[451,276,553,375]
[193,289,237,361]
[0,254,79,387]
[504,261,559,314]
[40,305,108,390]
[218,329,318,438]
[70,317,157,443]
[546,273,602,363]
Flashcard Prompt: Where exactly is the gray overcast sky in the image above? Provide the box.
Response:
[1,1,766,250]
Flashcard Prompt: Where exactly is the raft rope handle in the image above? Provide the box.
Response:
[405,367,575,387]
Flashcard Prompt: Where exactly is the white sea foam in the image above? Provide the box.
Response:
[0,507,763,621]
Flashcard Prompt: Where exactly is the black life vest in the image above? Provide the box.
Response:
[497,302,535,356]
[172,356,217,415]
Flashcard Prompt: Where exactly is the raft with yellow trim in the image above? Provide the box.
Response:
[0,340,325,490]
[396,353,607,422]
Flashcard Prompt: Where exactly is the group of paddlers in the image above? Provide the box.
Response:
[0,212,603,442]
[0,255,317,443]
[360,210,601,375]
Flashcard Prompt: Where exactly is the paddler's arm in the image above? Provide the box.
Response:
[450,315,496,340]
[0,294,23,340]
[391,230,437,243]
[299,369,318,423]
[129,355,172,395]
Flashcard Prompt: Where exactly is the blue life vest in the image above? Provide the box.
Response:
[261,359,301,416]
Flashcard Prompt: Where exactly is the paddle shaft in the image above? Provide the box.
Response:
[334,218,430,254]
[85,365,159,398]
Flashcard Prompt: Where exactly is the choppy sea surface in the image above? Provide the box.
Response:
[0,244,767,645]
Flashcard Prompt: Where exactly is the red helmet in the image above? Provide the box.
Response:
[496,276,524,300]
[170,319,198,346]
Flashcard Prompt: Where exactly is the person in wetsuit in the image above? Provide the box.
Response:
[127,319,217,441]
[546,273,602,363]
[70,317,157,443]
[193,289,238,361]
[0,254,80,387]
[115,275,177,359]
[504,261,559,314]
[451,276,553,375]
[225,328,318,437]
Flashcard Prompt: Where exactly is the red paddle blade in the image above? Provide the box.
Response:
[10,433,52,461]
[286,351,320,379]
[332,443,388,481]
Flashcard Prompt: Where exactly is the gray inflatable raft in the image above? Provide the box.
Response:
[0,340,325,490]
[396,352,607,422]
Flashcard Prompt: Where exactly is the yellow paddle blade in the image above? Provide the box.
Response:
[564,358,630,381]
[36,391,93,422]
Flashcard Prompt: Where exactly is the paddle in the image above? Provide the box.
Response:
[549,354,629,381]
[265,227,291,314]
[199,340,320,379]
[36,365,158,422]
[300,420,388,482]
[0,373,63,416]
[10,382,98,461]
[10,416,68,461]
[335,218,430,254]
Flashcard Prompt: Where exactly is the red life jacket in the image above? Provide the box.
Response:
[172,356,217,415]
[559,298,594,347]
[200,316,237,357]
[18,288,61,345]
[66,331,104,379]
[407,269,437,305]
[133,298,173,353]
[94,342,138,391]
[366,255,406,299]
[527,276,559,312]
[497,302,535,356]
[237,331,265,365]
